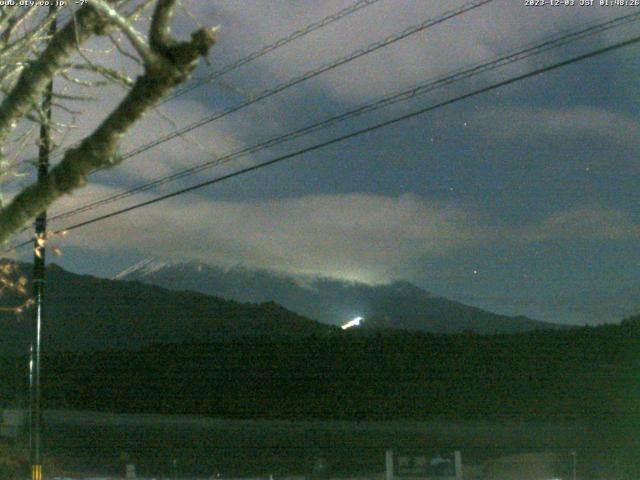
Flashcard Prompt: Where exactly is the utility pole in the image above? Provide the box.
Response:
[29,6,56,480]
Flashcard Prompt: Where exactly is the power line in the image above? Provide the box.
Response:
[119,0,494,160]
[45,0,493,168]
[43,0,386,166]
[7,32,635,250]
[163,0,385,105]
[45,11,640,224]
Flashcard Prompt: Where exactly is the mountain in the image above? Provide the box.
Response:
[116,259,562,334]
[0,261,335,355]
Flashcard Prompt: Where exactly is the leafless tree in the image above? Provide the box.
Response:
[0,0,217,244]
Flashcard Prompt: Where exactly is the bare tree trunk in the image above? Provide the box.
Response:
[0,1,217,243]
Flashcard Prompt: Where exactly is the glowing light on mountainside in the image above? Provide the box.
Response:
[341,316,364,330]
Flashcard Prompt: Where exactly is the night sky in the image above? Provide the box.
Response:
[9,0,640,325]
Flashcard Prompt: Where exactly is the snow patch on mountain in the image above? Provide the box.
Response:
[113,257,173,280]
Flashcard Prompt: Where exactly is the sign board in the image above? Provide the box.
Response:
[386,450,461,480]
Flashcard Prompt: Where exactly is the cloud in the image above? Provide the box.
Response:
[53,192,484,283]
[48,185,640,285]
[197,0,626,105]
[114,98,254,182]
[469,106,640,147]
[205,0,497,104]
[512,207,640,243]
[456,280,640,326]
[7,1,630,203]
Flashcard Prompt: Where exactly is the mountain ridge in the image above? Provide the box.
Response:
[0,260,336,355]
[116,258,563,334]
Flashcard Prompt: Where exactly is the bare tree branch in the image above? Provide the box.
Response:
[90,0,159,66]
[109,33,143,66]
[0,5,39,50]
[0,1,217,243]
[150,0,177,52]
[62,64,134,88]
[127,0,158,22]
[0,5,112,148]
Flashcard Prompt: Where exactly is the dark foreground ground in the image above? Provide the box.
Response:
[19,410,629,479]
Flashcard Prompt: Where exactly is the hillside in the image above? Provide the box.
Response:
[0,261,335,355]
[1,316,636,424]
[117,259,562,333]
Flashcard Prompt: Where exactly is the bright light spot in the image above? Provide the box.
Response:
[342,316,364,330]
[473,269,478,275]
